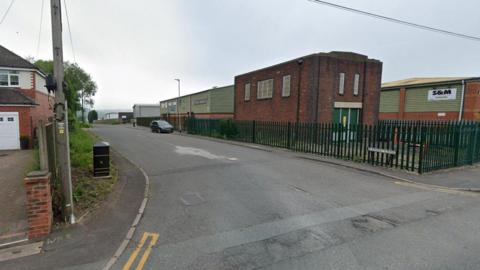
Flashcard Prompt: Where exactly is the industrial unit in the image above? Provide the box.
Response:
[133,104,161,118]
[160,85,234,119]
[234,51,383,125]
[380,77,480,121]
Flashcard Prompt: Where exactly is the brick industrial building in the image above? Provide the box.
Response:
[234,51,383,125]
[380,77,480,121]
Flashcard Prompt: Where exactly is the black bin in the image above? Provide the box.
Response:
[93,141,110,177]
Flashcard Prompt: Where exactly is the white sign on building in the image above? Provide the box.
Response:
[428,88,457,101]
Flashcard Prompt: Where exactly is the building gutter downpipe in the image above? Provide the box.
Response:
[459,80,466,121]
[296,59,304,123]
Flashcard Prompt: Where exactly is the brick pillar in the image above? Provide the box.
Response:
[399,87,406,119]
[24,171,52,240]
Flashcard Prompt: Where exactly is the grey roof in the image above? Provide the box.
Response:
[0,88,37,105]
[0,45,38,70]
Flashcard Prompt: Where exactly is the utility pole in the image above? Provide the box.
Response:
[50,0,75,224]
[174,78,181,131]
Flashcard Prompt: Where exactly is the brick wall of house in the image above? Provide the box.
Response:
[234,52,382,124]
[31,91,54,133]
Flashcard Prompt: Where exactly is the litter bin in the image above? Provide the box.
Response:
[93,141,110,177]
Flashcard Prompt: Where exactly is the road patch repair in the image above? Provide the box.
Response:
[175,146,237,161]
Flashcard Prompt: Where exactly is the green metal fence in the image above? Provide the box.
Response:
[186,118,480,173]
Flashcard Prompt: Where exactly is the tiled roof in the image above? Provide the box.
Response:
[0,45,38,70]
[382,77,473,89]
[0,88,37,105]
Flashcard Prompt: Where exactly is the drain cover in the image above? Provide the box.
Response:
[180,192,205,206]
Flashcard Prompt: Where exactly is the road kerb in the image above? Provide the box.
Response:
[102,149,150,270]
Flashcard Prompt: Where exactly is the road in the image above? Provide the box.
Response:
[91,124,480,270]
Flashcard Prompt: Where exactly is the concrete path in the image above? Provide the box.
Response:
[0,150,32,243]
[90,125,480,270]
[0,151,146,270]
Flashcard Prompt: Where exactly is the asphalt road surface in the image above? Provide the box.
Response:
[91,125,480,270]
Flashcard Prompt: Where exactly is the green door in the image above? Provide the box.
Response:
[333,108,360,126]
[333,108,360,141]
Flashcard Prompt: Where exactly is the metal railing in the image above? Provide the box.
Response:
[185,118,480,173]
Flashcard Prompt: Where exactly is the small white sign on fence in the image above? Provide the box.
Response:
[428,88,457,101]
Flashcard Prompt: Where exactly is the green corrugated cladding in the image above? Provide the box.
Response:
[159,85,233,115]
[190,91,210,113]
[209,85,234,113]
[379,90,400,112]
[405,84,462,112]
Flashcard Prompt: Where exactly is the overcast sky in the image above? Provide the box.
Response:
[1,0,479,110]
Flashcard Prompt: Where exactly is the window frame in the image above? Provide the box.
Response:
[338,73,345,96]
[244,83,251,101]
[353,73,360,96]
[282,75,291,97]
[257,78,274,100]
[0,70,20,87]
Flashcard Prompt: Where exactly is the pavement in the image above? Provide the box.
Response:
[0,150,32,244]
[0,150,146,270]
[86,124,480,270]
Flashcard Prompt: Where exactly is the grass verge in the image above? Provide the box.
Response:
[57,124,118,220]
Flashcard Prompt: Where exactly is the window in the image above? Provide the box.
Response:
[0,70,19,87]
[0,73,7,86]
[353,74,360,96]
[257,79,273,99]
[338,73,345,95]
[282,75,291,97]
[9,74,19,86]
[244,83,251,101]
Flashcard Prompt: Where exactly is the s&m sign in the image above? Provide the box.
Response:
[428,88,457,101]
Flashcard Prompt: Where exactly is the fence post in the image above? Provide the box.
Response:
[38,120,49,171]
[287,122,291,149]
[454,124,460,166]
[418,126,426,174]
[470,126,478,165]
[252,120,256,143]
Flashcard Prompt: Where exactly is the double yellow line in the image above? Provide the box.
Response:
[122,232,159,270]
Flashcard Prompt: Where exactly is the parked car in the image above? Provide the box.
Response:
[150,120,174,133]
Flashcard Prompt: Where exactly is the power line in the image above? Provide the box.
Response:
[35,0,45,58]
[63,0,76,63]
[308,0,480,42]
[0,0,15,26]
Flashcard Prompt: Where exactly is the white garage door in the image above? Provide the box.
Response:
[0,112,20,150]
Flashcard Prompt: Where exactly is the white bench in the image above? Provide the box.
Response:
[368,147,396,165]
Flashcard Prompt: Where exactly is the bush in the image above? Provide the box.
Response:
[69,127,95,169]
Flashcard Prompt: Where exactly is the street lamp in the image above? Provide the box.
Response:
[174,78,181,131]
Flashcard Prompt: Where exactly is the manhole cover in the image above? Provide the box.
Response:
[180,192,205,206]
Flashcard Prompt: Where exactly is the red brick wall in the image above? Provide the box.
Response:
[234,52,382,124]
[234,58,303,122]
[31,91,54,133]
[24,171,52,239]
[463,81,480,120]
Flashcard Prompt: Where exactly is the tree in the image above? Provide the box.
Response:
[87,110,98,123]
[34,60,97,121]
